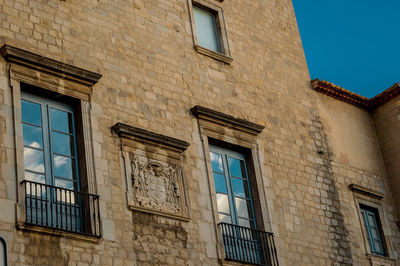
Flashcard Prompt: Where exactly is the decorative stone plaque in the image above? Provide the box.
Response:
[113,123,191,221]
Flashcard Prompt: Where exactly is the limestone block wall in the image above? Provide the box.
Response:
[373,96,400,217]
[0,0,398,266]
[316,92,400,265]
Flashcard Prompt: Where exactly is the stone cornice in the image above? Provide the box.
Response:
[312,79,400,111]
[190,105,264,135]
[112,123,190,153]
[349,184,384,200]
[0,44,102,86]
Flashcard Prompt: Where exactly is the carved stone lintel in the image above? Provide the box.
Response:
[191,105,264,135]
[0,44,102,86]
[349,184,384,200]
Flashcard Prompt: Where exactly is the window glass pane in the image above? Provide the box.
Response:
[232,178,249,198]
[374,239,384,254]
[23,124,43,149]
[50,108,72,133]
[235,197,252,219]
[219,213,232,224]
[21,100,42,125]
[53,155,74,179]
[24,147,45,173]
[213,173,227,193]
[229,158,245,178]
[193,7,220,52]
[55,178,75,190]
[238,218,251,228]
[52,132,74,156]
[25,172,45,184]
[210,152,223,173]
[216,193,230,214]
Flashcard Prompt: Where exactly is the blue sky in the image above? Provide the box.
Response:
[292,0,400,98]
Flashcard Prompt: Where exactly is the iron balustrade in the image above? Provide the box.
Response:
[21,180,101,237]
[219,222,279,266]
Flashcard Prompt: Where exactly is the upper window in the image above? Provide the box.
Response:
[188,0,232,63]
[193,6,221,53]
[360,205,386,256]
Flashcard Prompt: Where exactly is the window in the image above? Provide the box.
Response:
[193,6,221,53]
[1,44,102,238]
[20,88,101,237]
[0,237,7,266]
[210,145,278,265]
[188,0,232,63]
[360,205,386,256]
[22,91,80,194]
[210,145,256,228]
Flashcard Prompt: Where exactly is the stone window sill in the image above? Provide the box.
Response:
[17,223,102,243]
[194,45,233,64]
[367,253,396,265]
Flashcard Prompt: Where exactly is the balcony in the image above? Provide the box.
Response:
[219,222,279,266]
[21,180,101,238]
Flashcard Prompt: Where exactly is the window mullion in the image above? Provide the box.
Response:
[223,154,237,225]
[43,103,55,187]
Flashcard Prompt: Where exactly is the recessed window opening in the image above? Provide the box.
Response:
[360,205,386,256]
[193,5,221,53]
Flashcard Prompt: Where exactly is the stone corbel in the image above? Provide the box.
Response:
[112,123,191,221]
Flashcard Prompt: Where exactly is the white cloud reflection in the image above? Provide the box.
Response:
[24,147,44,173]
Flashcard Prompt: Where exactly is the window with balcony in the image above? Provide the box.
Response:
[0,44,102,239]
[210,145,278,265]
[21,90,101,237]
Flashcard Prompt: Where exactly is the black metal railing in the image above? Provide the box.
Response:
[22,180,101,237]
[219,222,279,266]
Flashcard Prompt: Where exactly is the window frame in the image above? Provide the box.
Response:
[350,184,394,260]
[360,205,386,256]
[210,145,258,229]
[187,0,233,64]
[191,105,271,262]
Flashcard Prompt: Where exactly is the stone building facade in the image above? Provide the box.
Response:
[0,0,398,266]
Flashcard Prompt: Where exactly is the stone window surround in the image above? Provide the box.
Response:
[191,105,273,262]
[349,184,396,264]
[112,123,191,222]
[0,44,102,241]
[187,0,233,64]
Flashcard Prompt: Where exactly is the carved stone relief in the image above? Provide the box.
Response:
[113,123,190,221]
[130,155,181,215]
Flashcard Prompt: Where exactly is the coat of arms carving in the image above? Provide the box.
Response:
[131,155,181,214]
[113,123,190,221]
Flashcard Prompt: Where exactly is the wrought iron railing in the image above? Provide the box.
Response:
[22,180,101,237]
[219,222,279,266]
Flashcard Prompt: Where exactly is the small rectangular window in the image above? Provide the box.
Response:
[360,205,386,256]
[193,6,221,53]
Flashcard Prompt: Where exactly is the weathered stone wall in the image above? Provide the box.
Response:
[316,93,400,264]
[0,0,398,266]
[373,96,400,217]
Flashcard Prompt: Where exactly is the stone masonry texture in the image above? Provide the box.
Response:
[0,0,399,266]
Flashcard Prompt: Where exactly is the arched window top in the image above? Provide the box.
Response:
[0,236,7,266]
